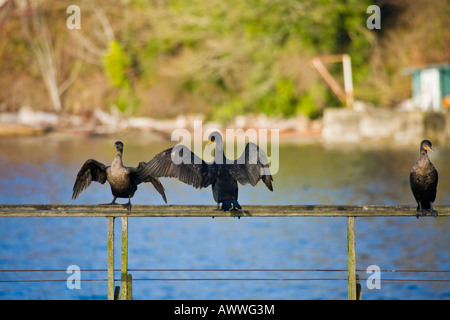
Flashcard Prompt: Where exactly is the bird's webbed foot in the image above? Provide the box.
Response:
[415,205,438,219]
[428,206,438,217]
[122,198,132,211]
[415,210,425,219]
[122,203,132,211]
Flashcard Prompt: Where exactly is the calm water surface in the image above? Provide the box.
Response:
[0,135,449,299]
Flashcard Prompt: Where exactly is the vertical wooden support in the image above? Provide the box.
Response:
[120,217,129,300]
[127,274,133,300]
[347,216,357,300]
[114,286,120,300]
[107,217,115,300]
[342,54,354,109]
[356,274,362,300]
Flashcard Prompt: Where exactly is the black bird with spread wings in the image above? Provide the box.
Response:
[138,131,273,211]
[409,139,438,218]
[72,141,167,211]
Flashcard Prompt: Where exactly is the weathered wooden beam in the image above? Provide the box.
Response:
[347,217,356,300]
[0,205,449,217]
[107,217,115,300]
[120,217,129,300]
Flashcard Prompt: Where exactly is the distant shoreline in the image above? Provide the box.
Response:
[0,107,322,144]
[2,107,449,147]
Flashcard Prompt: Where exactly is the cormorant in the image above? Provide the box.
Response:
[138,131,273,211]
[72,141,167,210]
[409,139,438,218]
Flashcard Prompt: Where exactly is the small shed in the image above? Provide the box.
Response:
[403,63,450,111]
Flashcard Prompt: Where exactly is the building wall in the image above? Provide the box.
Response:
[322,108,450,146]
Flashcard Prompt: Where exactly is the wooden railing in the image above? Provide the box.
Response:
[1,204,449,300]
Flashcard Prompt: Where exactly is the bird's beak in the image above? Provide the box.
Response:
[208,140,212,145]
[426,145,434,152]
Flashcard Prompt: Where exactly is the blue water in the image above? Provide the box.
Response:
[0,135,449,299]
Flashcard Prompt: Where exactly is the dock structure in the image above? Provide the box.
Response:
[1,204,449,300]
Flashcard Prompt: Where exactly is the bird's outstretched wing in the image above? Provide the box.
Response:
[138,145,213,189]
[72,159,108,199]
[134,162,168,203]
[226,142,273,191]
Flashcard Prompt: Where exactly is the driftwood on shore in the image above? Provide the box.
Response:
[0,106,321,141]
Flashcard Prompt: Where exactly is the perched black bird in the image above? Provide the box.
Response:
[139,131,273,211]
[409,140,438,218]
[72,141,167,211]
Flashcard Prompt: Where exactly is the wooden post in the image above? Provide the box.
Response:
[311,55,354,109]
[342,54,354,109]
[311,57,347,106]
[356,274,362,300]
[114,286,120,300]
[347,216,357,300]
[127,274,133,300]
[107,217,115,300]
[120,217,129,300]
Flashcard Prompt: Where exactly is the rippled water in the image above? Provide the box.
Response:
[0,134,449,299]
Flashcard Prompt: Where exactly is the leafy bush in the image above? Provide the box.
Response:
[103,40,131,89]
[103,40,139,113]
